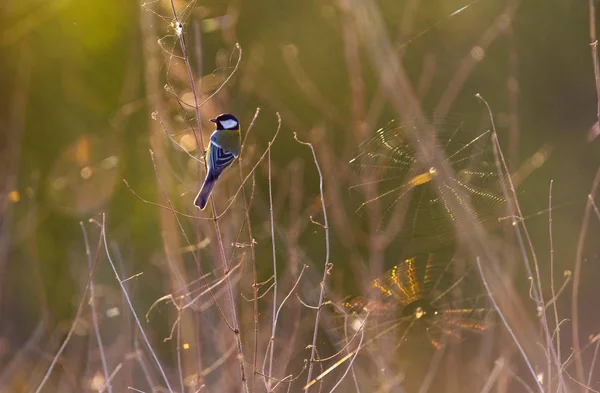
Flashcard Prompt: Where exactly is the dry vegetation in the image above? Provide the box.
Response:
[2,1,600,393]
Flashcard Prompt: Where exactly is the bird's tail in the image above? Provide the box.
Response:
[194,172,216,210]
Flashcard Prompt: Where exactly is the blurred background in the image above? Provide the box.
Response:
[2,0,600,392]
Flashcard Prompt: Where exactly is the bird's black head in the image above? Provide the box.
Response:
[210,113,239,130]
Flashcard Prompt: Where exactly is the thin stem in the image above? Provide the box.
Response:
[573,167,600,386]
[294,134,331,393]
[237,108,261,393]
[478,359,504,393]
[176,307,184,393]
[586,337,600,393]
[208,205,249,393]
[35,224,104,393]
[267,137,279,390]
[478,93,565,392]
[589,0,600,135]
[100,215,174,393]
[549,180,562,393]
[263,265,307,389]
[168,0,205,158]
[476,257,543,393]
[99,363,123,393]
[81,223,112,393]
[327,323,365,393]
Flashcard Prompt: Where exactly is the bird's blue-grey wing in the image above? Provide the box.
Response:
[194,141,235,209]
[208,141,236,177]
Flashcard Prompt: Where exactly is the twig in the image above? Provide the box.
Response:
[133,334,156,392]
[573,167,600,388]
[586,335,600,393]
[122,179,198,219]
[241,281,275,302]
[160,118,204,165]
[254,361,308,389]
[237,121,259,390]
[266,121,280,390]
[34,221,104,393]
[478,358,504,393]
[478,93,565,392]
[326,322,365,393]
[293,133,331,393]
[264,265,307,389]
[99,363,123,393]
[176,306,184,393]
[475,256,543,393]
[590,194,600,221]
[241,108,262,155]
[145,257,243,321]
[168,0,205,157]
[589,0,600,139]
[548,180,559,392]
[99,214,174,393]
[198,44,242,108]
[563,369,600,393]
[81,223,112,393]
[543,271,571,312]
[301,311,372,391]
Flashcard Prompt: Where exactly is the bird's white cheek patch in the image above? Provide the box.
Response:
[220,119,238,129]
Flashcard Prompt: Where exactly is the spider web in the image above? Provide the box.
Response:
[333,251,492,362]
[349,116,506,250]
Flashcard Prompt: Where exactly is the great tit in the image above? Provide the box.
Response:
[194,113,241,210]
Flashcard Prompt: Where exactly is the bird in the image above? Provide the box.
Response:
[194,113,241,210]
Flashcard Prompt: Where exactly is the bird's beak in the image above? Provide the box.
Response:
[210,118,217,123]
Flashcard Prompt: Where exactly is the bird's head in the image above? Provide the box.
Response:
[210,113,239,130]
